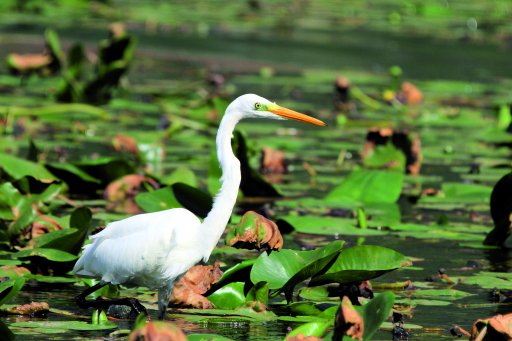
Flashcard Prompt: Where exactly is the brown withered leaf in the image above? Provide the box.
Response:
[129,321,187,341]
[287,333,322,341]
[333,296,364,341]
[227,211,283,251]
[471,313,512,341]
[2,302,49,316]
[0,265,31,277]
[259,147,288,175]
[169,261,223,309]
[396,82,423,105]
[104,174,159,214]
[6,53,52,74]
[112,134,139,156]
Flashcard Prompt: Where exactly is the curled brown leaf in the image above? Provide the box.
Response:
[471,313,512,341]
[129,321,187,341]
[169,261,223,309]
[3,302,49,316]
[333,296,364,341]
[227,211,283,251]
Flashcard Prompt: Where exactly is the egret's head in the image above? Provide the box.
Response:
[229,94,326,126]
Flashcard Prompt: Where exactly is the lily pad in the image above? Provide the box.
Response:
[310,245,411,286]
[10,320,117,331]
[0,153,57,183]
[325,169,403,204]
[250,240,344,300]
[207,282,246,309]
[12,248,78,262]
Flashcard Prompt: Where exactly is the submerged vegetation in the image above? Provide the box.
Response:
[1,0,512,340]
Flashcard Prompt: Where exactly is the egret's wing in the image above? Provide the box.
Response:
[73,208,201,287]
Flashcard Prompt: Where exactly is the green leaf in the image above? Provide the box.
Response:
[325,169,403,204]
[46,162,101,184]
[419,182,492,205]
[410,288,474,299]
[359,291,395,340]
[161,167,197,187]
[250,241,344,299]
[10,320,117,331]
[208,259,256,294]
[208,282,246,309]
[35,207,92,255]
[280,215,386,236]
[0,277,25,307]
[285,321,330,340]
[246,281,269,306]
[135,187,181,212]
[0,153,57,183]
[363,143,406,171]
[188,334,234,341]
[13,248,78,262]
[310,245,411,286]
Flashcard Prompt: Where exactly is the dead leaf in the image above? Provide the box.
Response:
[112,134,139,156]
[104,174,159,214]
[129,321,187,341]
[396,82,423,105]
[259,147,288,181]
[0,265,31,277]
[471,313,512,341]
[333,296,364,341]
[169,261,223,309]
[6,53,52,74]
[2,302,49,316]
[227,211,283,251]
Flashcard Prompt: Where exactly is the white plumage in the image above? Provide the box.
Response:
[72,94,325,319]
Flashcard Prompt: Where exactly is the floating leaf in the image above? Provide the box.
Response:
[251,241,344,300]
[285,321,329,340]
[161,167,198,187]
[13,248,78,262]
[35,207,92,256]
[207,282,246,310]
[325,169,403,204]
[0,277,25,307]
[188,334,234,341]
[10,320,117,331]
[135,187,181,212]
[280,215,386,236]
[0,153,57,183]
[310,245,411,286]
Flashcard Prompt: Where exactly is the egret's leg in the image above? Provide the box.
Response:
[75,282,148,318]
[157,280,175,320]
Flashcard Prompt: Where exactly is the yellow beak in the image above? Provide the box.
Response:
[268,104,326,126]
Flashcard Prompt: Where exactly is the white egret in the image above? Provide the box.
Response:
[72,93,326,319]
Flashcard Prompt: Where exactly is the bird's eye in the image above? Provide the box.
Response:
[255,103,262,110]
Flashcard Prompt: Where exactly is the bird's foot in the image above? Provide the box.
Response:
[126,298,148,319]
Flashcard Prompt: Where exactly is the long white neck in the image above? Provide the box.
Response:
[200,108,242,260]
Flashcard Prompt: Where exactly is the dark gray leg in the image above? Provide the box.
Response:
[157,280,175,320]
